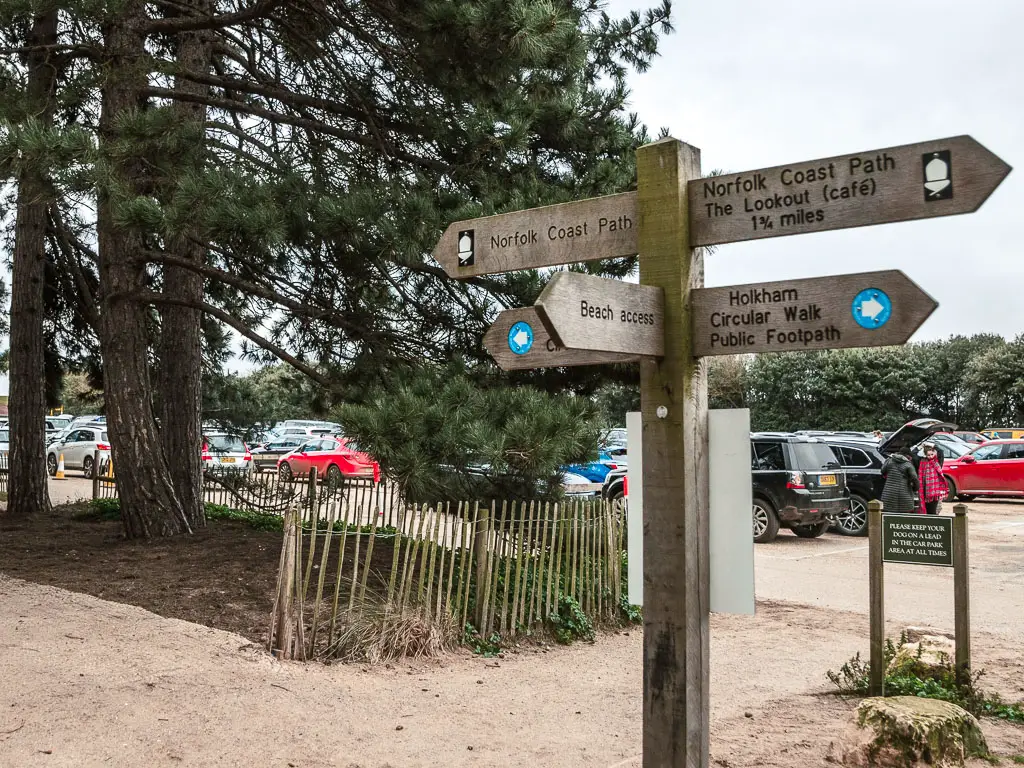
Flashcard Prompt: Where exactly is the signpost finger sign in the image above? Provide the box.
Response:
[692,270,937,356]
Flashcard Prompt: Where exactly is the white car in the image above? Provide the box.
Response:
[202,433,252,471]
[0,427,9,457]
[47,426,110,478]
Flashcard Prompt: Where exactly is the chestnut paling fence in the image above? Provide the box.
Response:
[268,496,628,661]
[93,457,406,526]
[87,457,628,660]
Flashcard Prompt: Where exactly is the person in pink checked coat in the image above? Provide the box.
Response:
[917,442,947,515]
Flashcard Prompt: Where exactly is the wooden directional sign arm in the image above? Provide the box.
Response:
[689,135,1010,246]
[483,306,638,370]
[535,272,665,357]
[433,192,639,278]
[691,270,937,356]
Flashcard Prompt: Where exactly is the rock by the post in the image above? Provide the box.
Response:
[887,636,957,682]
[903,626,956,644]
[839,696,988,767]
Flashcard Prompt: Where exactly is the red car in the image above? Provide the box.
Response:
[277,436,380,484]
[942,439,1024,500]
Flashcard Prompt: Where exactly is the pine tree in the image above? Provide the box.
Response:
[2,0,673,536]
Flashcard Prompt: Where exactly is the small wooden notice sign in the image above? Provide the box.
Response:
[882,513,953,567]
[433,192,638,278]
[691,270,937,356]
[535,272,664,357]
[483,307,637,371]
[688,135,1011,247]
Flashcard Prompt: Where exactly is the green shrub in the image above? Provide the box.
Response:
[827,634,1024,724]
[547,594,594,645]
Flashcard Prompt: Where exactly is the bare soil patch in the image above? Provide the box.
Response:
[0,503,283,643]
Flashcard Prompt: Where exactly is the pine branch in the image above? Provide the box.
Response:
[145,0,287,35]
[140,85,451,173]
[119,289,332,388]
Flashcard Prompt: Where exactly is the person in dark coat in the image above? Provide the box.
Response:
[881,451,919,513]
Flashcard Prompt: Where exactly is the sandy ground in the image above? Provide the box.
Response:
[1,499,1022,767]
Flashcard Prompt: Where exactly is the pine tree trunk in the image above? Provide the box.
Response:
[98,1,190,538]
[159,1,213,530]
[6,10,58,519]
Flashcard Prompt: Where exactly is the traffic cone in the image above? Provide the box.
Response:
[55,453,66,480]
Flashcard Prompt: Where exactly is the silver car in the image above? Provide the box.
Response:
[47,426,111,478]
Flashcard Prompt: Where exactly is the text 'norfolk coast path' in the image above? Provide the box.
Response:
[433,192,638,278]
[688,135,1010,247]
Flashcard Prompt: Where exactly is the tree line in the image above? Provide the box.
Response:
[1,0,673,535]
[594,334,1024,432]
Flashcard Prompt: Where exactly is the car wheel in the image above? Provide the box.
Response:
[945,477,973,501]
[279,462,293,482]
[834,494,868,537]
[46,454,58,477]
[752,498,780,544]
[83,456,94,479]
[792,520,830,538]
[326,464,343,489]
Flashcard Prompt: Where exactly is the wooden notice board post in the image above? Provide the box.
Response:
[953,504,971,682]
[868,500,885,697]
[637,138,710,765]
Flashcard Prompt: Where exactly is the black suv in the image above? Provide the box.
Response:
[819,437,885,537]
[751,433,850,543]
[819,419,956,536]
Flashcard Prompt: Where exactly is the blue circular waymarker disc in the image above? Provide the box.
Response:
[851,288,892,330]
[508,321,534,355]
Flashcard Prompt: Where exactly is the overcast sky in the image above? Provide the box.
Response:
[607,0,1021,341]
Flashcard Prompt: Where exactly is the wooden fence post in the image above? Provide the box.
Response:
[91,450,100,499]
[868,499,885,697]
[953,504,971,683]
[473,501,491,629]
[274,506,298,659]
[637,138,710,766]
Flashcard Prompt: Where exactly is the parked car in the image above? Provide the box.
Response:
[943,440,1024,500]
[979,427,1024,441]
[601,466,627,502]
[0,428,9,457]
[751,433,850,543]
[599,427,628,449]
[250,436,307,472]
[927,433,973,459]
[949,430,988,445]
[819,437,885,537]
[277,437,380,484]
[202,433,252,471]
[46,426,110,477]
[563,450,623,483]
[271,420,342,438]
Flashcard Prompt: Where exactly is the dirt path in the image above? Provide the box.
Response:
[1,576,1021,767]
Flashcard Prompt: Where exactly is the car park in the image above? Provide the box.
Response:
[277,437,380,485]
[202,433,252,471]
[46,426,110,477]
[943,439,1024,500]
[751,433,850,543]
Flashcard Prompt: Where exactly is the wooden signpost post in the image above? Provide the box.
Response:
[433,132,1008,768]
[691,270,937,356]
